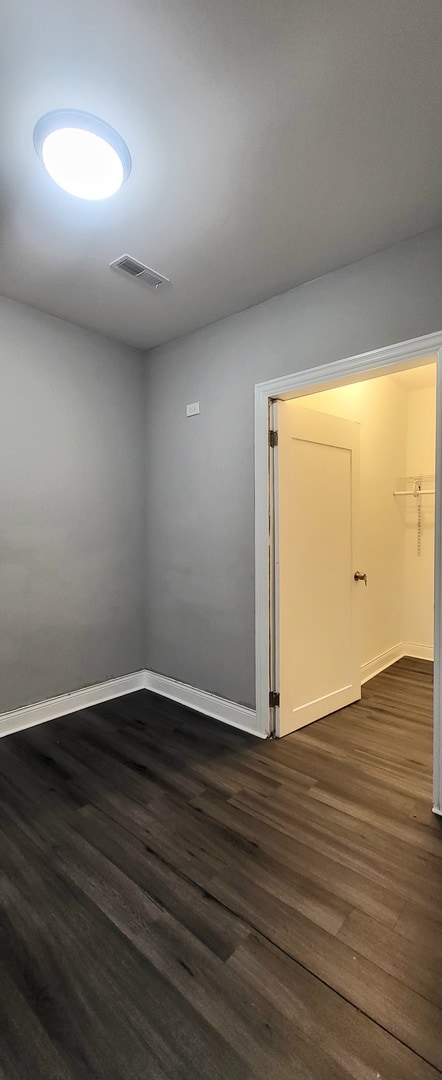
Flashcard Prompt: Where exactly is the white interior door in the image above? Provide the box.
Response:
[275,402,362,736]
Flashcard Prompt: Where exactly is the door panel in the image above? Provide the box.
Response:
[276,403,361,736]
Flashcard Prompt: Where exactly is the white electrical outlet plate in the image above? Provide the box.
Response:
[186,401,200,417]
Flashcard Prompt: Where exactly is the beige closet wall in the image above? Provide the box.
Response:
[289,371,436,672]
[402,383,436,654]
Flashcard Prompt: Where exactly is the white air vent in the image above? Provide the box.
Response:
[110,254,169,288]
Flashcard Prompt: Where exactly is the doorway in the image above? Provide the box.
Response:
[276,363,436,736]
[254,332,442,814]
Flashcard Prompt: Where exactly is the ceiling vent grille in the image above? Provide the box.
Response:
[110,254,169,288]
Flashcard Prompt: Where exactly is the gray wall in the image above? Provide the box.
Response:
[144,226,442,708]
[0,296,146,712]
[3,226,442,715]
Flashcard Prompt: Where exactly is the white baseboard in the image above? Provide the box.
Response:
[432,805,442,817]
[0,669,261,740]
[361,641,434,684]
[0,670,146,739]
[1,643,432,742]
[361,644,404,684]
[144,670,261,738]
[403,642,434,662]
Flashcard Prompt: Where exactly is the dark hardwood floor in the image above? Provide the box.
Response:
[0,656,440,1079]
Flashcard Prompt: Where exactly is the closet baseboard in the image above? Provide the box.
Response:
[361,644,404,684]
[402,642,434,662]
[361,642,433,684]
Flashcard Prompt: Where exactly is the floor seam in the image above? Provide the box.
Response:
[93,796,440,1074]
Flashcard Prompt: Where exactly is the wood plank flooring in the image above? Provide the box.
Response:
[0,656,440,1078]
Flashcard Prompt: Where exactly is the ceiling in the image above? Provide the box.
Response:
[1,0,442,352]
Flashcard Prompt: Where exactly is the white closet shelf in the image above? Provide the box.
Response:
[393,474,435,496]
[393,475,435,557]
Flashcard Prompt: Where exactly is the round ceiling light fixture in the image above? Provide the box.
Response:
[33,110,132,200]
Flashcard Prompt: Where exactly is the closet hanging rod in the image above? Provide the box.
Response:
[393,488,435,496]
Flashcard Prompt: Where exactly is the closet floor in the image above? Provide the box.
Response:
[0,657,440,1079]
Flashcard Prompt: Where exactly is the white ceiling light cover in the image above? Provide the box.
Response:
[33,110,132,200]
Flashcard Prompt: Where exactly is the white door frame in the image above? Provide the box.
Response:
[254,331,442,815]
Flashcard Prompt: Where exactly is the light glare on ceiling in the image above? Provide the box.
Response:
[34,110,131,200]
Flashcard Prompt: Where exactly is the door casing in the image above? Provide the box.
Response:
[254,331,442,815]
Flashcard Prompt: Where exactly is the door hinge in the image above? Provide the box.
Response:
[269,429,278,448]
[269,690,280,708]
